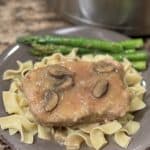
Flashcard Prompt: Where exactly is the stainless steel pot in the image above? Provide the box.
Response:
[49,0,150,36]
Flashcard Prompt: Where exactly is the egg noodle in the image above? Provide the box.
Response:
[0,50,146,150]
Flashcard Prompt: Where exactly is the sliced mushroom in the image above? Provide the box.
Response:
[55,76,74,91]
[94,61,115,73]
[48,64,73,78]
[44,90,58,112]
[92,79,109,98]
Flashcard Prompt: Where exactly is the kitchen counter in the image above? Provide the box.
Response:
[0,0,70,54]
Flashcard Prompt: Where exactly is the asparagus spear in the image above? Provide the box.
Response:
[124,49,136,53]
[17,35,147,71]
[119,39,144,49]
[31,43,92,55]
[31,43,144,56]
[32,43,148,61]
[30,43,148,60]
[18,35,144,51]
[132,61,146,71]
[18,35,123,53]
[17,36,39,44]
[112,51,148,61]
[30,46,148,61]
[29,49,46,56]
[30,49,146,71]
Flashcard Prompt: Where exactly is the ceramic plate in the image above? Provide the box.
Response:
[0,26,150,150]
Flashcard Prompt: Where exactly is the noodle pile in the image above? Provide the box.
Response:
[0,52,146,150]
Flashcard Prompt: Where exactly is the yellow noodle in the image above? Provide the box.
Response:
[78,123,99,134]
[3,60,33,80]
[9,128,18,135]
[0,115,37,144]
[130,96,146,112]
[37,125,52,140]
[65,130,92,148]
[95,120,122,135]
[124,120,140,135]
[2,91,22,114]
[125,68,142,86]
[114,131,131,148]
[90,128,107,150]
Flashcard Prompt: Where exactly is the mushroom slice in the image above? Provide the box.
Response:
[56,76,74,91]
[94,61,115,73]
[48,64,73,78]
[44,90,58,112]
[92,80,109,98]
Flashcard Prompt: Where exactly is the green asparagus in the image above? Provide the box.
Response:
[18,35,123,53]
[30,48,147,71]
[124,49,136,53]
[18,35,144,51]
[119,39,144,49]
[17,35,148,71]
[31,43,145,56]
[29,49,46,56]
[31,43,93,55]
[112,51,148,61]
[132,61,146,70]
[30,43,148,61]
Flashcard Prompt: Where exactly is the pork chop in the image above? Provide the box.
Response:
[22,59,130,126]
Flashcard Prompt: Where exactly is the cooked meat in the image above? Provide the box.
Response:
[22,59,130,126]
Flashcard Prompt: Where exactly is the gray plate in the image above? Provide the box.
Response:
[0,26,150,150]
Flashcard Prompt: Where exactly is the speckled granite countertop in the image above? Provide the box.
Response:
[0,0,70,54]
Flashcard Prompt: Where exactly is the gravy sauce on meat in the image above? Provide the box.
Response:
[22,59,130,126]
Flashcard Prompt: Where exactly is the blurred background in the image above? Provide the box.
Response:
[0,0,150,53]
[0,0,70,53]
